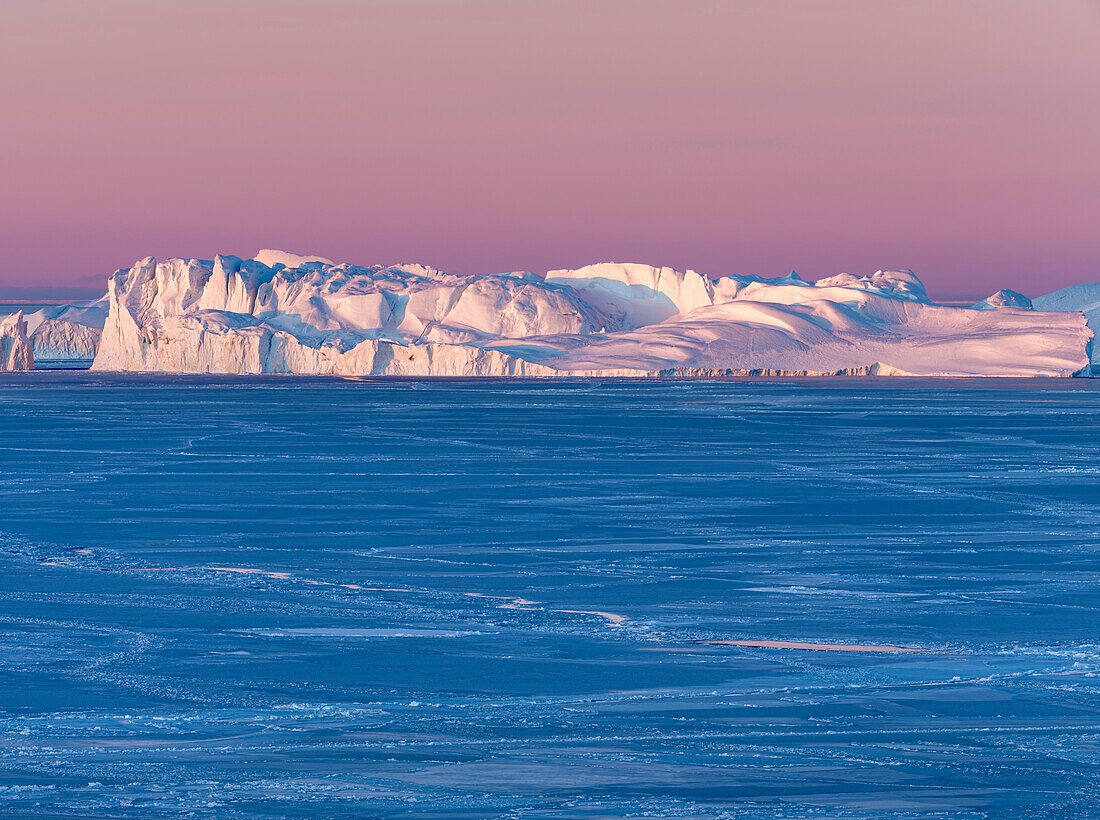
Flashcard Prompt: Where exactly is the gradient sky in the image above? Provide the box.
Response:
[2,0,1098,299]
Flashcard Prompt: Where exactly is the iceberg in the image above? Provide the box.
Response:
[0,311,34,371]
[81,251,1092,377]
[1033,282,1100,371]
[973,289,1033,311]
[25,296,108,362]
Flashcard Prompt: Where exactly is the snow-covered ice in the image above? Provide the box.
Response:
[83,252,1093,377]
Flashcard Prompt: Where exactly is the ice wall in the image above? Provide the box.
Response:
[0,312,34,371]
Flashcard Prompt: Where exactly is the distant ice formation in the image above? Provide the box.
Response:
[73,251,1092,377]
[0,311,34,371]
[25,296,108,361]
[973,289,1033,311]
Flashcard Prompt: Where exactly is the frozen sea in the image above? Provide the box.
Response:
[1,373,1099,819]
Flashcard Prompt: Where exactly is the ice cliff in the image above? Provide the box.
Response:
[1033,283,1100,371]
[77,251,1093,377]
[0,312,34,371]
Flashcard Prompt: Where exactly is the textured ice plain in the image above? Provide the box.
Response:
[3,374,1100,818]
[0,311,33,370]
[88,251,1094,377]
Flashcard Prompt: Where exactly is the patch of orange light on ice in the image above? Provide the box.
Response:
[700,640,922,654]
[464,592,541,606]
[210,568,410,591]
[121,568,417,595]
[555,609,627,626]
[209,567,293,580]
[116,570,622,630]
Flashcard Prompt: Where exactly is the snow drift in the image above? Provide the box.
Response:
[83,252,1092,378]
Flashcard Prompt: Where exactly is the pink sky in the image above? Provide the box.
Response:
[2,0,1098,299]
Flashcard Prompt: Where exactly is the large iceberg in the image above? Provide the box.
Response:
[84,251,1092,377]
[0,312,34,371]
